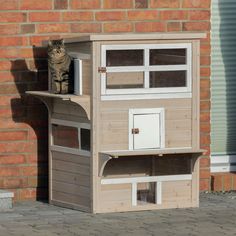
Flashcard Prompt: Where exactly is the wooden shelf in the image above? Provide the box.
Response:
[27,91,91,120]
[98,148,205,176]
[101,148,205,159]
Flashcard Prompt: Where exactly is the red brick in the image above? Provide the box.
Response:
[233,174,236,190]
[0,155,25,165]
[201,67,211,77]
[189,10,210,20]
[135,0,148,8]
[0,167,20,177]
[37,24,70,33]
[223,174,232,191]
[200,123,210,133]
[0,48,19,59]
[71,23,101,33]
[0,0,18,10]
[0,95,20,106]
[0,142,36,153]
[200,169,210,179]
[150,0,180,8]
[96,11,126,21]
[0,37,27,47]
[201,44,211,55]
[30,35,59,46]
[63,12,93,21]
[54,0,68,9]
[26,154,48,164]
[200,101,210,111]
[167,22,181,31]
[71,0,100,9]
[22,166,38,176]
[20,0,52,10]
[201,56,210,66]
[18,188,37,200]
[135,22,166,32]
[29,12,60,22]
[0,61,11,71]
[200,79,210,89]
[200,179,209,191]
[0,12,26,23]
[212,174,223,191]
[128,10,158,20]
[0,131,27,141]
[21,24,35,34]
[200,112,210,122]
[103,0,133,8]
[2,178,27,189]
[183,0,210,8]
[104,22,133,33]
[200,157,210,168]
[183,21,210,31]
[0,24,19,35]
[160,10,187,20]
[200,134,210,146]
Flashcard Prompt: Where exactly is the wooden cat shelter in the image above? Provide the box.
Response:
[28,33,206,213]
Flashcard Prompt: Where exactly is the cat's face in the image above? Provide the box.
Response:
[48,39,66,59]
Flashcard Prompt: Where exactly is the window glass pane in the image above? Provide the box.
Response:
[106,72,144,89]
[81,128,90,151]
[106,50,144,67]
[150,71,186,88]
[150,49,186,65]
[52,124,79,148]
[137,182,156,205]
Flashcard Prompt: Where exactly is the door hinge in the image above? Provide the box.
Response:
[98,67,107,73]
[132,128,140,134]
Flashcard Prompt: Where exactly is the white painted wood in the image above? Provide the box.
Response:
[133,114,160,150]
[156,182,162,204]
[132,183,137,206]
[101,174,192,185]
[129,108,165,150]
[74,59,82,95]
[68,52,91,60]
[211,155,236,173]
[101,43,192,98]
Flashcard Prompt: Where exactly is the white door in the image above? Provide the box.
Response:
[133,114,160,150]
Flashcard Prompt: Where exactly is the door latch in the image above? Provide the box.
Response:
[98,67,107,73]
[132,128,139,134]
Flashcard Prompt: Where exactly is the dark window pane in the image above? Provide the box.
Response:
[150,71,186,88]
[137,182,156,205]
[81,128,90,151]
[52,124,79,148]
[150,49,186,65]
[106,72,144,89]
[106,50,144,66]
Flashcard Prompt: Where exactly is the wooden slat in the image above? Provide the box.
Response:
[82,60,92,95]
[52,169,90,186]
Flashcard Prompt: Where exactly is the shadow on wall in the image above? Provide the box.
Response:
[218,1,236,171]
[10,46,49,200]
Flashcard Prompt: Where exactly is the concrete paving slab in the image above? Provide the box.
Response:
[0,192,235,236]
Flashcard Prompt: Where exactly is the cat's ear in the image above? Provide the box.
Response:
[48,40,52,47]
[60,39,65,45]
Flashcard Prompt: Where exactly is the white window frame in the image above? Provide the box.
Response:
[51,118,91,157]
[101,43,192,100]
[129,108,165,150]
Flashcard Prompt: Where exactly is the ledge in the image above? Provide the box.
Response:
[98,148,205,177]
[101,148,205,159]
[26,91,91,120]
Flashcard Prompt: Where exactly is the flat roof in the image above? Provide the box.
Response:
[63,32,207,43]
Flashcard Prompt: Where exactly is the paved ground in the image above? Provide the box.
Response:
[0,192,236,236]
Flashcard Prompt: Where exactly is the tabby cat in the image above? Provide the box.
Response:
[48,39,73,94]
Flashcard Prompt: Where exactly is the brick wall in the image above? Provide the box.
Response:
[0,0,211,201]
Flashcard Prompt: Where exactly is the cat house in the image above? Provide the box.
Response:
[28,33,205,213]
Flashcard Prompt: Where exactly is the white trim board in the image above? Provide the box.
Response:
[101,174,192,185]
[211,154,236,173]
[101,43,192,99]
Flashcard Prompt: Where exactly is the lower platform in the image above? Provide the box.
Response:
[0,190,14,211]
